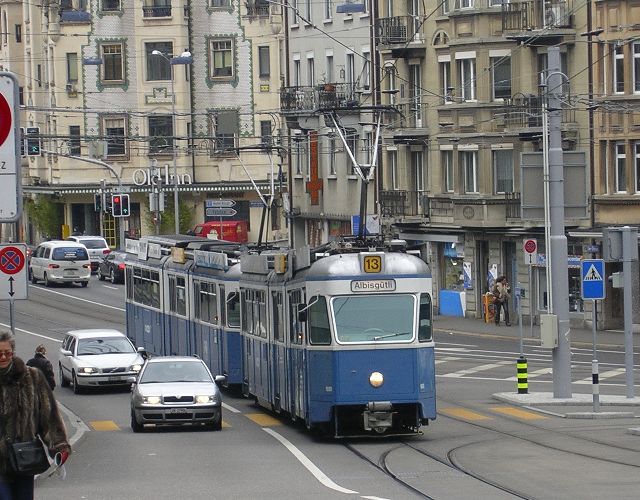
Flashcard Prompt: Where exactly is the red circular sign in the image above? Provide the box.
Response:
[0,92,12,147]
[0,246,25,275]
[524,239,537,254]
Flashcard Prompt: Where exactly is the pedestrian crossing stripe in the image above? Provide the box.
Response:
[90,420,120,431]
[583,264,603,281]
[439,408,492,421]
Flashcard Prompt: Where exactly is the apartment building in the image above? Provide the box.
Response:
[0,0,285,246]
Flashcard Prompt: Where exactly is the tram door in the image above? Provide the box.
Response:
[287,289,306,419]
[271,290,287,412]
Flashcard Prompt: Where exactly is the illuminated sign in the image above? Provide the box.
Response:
[350,280,396,292]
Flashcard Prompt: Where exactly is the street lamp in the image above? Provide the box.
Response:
[151,49,193,234]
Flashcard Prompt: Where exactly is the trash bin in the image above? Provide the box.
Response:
[483,292,496,323]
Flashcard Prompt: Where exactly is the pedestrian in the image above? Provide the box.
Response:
[26,344,56,390]
[0,330,71,500]
[494,276,511,326]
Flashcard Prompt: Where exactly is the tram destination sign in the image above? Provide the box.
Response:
[350,279,396,293]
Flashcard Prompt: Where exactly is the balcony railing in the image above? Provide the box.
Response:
[503,94,575,128]
[246,1,270,17]
[380,190,429,218]
[376,16,421,46]
[505,192,521,219]
[393,101,427,129]
[143,4,172,17]
[280,83,360,113]
[502,0,573,31]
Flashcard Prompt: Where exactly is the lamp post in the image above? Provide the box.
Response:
[151,49,193,234]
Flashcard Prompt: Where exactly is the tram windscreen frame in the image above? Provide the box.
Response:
[331,294,415,343]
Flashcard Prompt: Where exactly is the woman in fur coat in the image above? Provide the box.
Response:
[0,330,71,500]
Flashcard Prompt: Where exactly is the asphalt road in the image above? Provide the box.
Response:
[1,277,639,499]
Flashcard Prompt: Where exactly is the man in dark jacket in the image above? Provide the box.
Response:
[0,330,71,500]
[26,344,55,390]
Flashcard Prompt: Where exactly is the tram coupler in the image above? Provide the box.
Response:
[363,401,393,433]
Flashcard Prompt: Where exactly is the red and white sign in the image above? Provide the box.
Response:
[0,72,21,222]
[0,244,27,300]
[523,238,538,265]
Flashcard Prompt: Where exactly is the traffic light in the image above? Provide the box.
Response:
[26,127,41,156]
[94,193,102,212]
[111,193,130,217]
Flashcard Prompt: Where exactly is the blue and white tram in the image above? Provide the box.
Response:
[239,246,435,437]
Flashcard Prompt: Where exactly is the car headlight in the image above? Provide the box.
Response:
[129,364,142,372]
[369,371,384,388]
[143,396,161,404]
[80,367,98,374]
[195,395,214,404]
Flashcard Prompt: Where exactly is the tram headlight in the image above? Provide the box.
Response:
[369,371,384,388]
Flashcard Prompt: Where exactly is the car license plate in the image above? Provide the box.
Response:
[108,376,121,381]
[64,270,77,276]
[169,408,188,414]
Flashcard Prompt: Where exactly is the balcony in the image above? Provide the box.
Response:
[384,101,429,139]
[375,16,425,57]
[505,192,521,219]
[245,1,270,17]
[143,4,172,18]
[380,190,429,219]
[503,94,576,139]
[280,83,361,114]
[502,0,574,40]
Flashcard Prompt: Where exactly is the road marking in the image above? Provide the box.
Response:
[575,367,626,385]
[492,406,547,420]
[441,360,512,378]
[246,413,282,426]
[223,402,241,413]
[505,367,552,381]
[90,420,120,431]
[263,428,358,495]
[439,407,492,421]
[435,356,461,365]
[0,322,61,343]
[222,420,231,428]
[102,285,119,290]
[33,287,125,311]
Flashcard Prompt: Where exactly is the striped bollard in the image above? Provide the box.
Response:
[516,356,528,394]
[592,359,600,412]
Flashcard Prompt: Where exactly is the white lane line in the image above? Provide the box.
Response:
[505,367,552,381]
[435,356,462,365]
[435,342,479,348]
[436,374,633,387]
[441,360,512,378]
[262,428,358,495]
[33,287,125,312]
[102,285,119,290]
[0,322,62,343]
[222,402,241,413]
[435,347,470,352]
[575,367,626,385]
[361,497,392,500]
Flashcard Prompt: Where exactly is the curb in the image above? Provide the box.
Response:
[57,401,90,448]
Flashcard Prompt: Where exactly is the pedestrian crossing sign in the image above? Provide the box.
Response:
[581,259,605,300]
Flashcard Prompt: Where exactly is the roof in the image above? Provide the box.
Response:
[145,356,203,364]
[66,329,126,339]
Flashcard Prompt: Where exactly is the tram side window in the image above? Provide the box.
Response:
[126,267,133,300]
[309,296,331,345]
[132,267,160,309]
[195,281,217,324]
[169,275,187,316]
[272,291,284,342]
[418,293,432,342]
[288,289,304,345]
[257,290,267,338]
[226,292,240,328]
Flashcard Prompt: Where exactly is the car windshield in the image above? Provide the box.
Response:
[139,362,213,384]
[331,294,415,343]
[52,247,89,261]
[80,239,108,249]
[77,337,135,355]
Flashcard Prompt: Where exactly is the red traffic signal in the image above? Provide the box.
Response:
[111,193,130,217]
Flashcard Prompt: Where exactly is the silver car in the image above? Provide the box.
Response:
[130,357,225,432]
[59,329,146,394]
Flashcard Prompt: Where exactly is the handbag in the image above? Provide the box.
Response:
[8,437,51,476]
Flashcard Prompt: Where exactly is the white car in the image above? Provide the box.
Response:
[59,329,146,394]
[30,241,91,287]
[66,236,111,273]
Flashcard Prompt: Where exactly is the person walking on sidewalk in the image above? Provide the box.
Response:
[0,330,71,500]
[493,276,511,326]
[26,344,55,391]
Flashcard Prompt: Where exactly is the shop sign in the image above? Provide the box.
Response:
[133,164,193,186]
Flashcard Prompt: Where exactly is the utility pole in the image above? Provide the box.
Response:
[99,179,106,238]
[546,46,572,398]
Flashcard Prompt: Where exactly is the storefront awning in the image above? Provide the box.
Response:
[22,181,274,195]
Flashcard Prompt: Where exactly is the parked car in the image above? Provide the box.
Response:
[191,220,248,243]
[30,241,91,287]
[130,356,225,432]
[97,251,127,284]
[66,235,111,273]
[59,329,146,394]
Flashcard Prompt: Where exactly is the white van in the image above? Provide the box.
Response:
[29,241,91,287]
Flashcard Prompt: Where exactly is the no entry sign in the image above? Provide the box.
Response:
[0,72,21,222]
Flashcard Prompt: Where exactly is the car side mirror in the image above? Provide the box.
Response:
[126,376,137,384]
[214,375,226,385]
[60,349,72,357]
[137,347,148,360]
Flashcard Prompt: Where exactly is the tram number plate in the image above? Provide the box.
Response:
[363,255,382,273]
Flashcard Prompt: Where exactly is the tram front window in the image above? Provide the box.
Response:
[332,295,414,343]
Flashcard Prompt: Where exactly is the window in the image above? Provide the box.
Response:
[69,126,81,155]
[146,42,172,81]
[633,43,640,94]
[309,297,331,345]
[195,281,217,324]
[363,132,372,164]
[148,115,173,154]
[15,24,21,43]
[102,0,121,10]
[212,110,238,152]
[635,142,640,193]
[389,150,398,190]
[328,136,336,175]
[493,149,513,193]
[615,142,626,192]
[66,53,78,83]
[324,0,332,19]
[326,54,334,82]
[305,0,311,20]
[101,44,123,82]
[461,150,478,193]
[412,151,424,192]
[260,120,272,147]
[538,52,569,94]
[143,0,172,17]
[440,61,451,103]
[458,0,473,8]
[169,275,187,316]
[103,116,126,156]
[418,293,432,342]
[409,64,422,126]
[346,129,357,175]
[210,0,231,6]
[294,134,305,175]
[384,65,396,104]
[37,64,42,87]
[272,292,284,342]
[614,45,624,94]
[442,0,450,14]
[288,289,304,345]
[293,58,301,86]
[346,53,355,86]
[458,57,475,101]
[307,56,314,86]
[443,150,454,193]
[258,46,270,77]
[362,50,371,90]
[226,291,240,328]
[211,39,233,78]
[491,56,511,100]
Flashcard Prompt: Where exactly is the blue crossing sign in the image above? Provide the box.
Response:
[581,259,605,300]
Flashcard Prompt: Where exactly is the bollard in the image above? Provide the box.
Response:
[592,359,600,412]
[516,356,528,394]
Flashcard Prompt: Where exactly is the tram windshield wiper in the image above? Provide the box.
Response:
[373,332,410,341]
